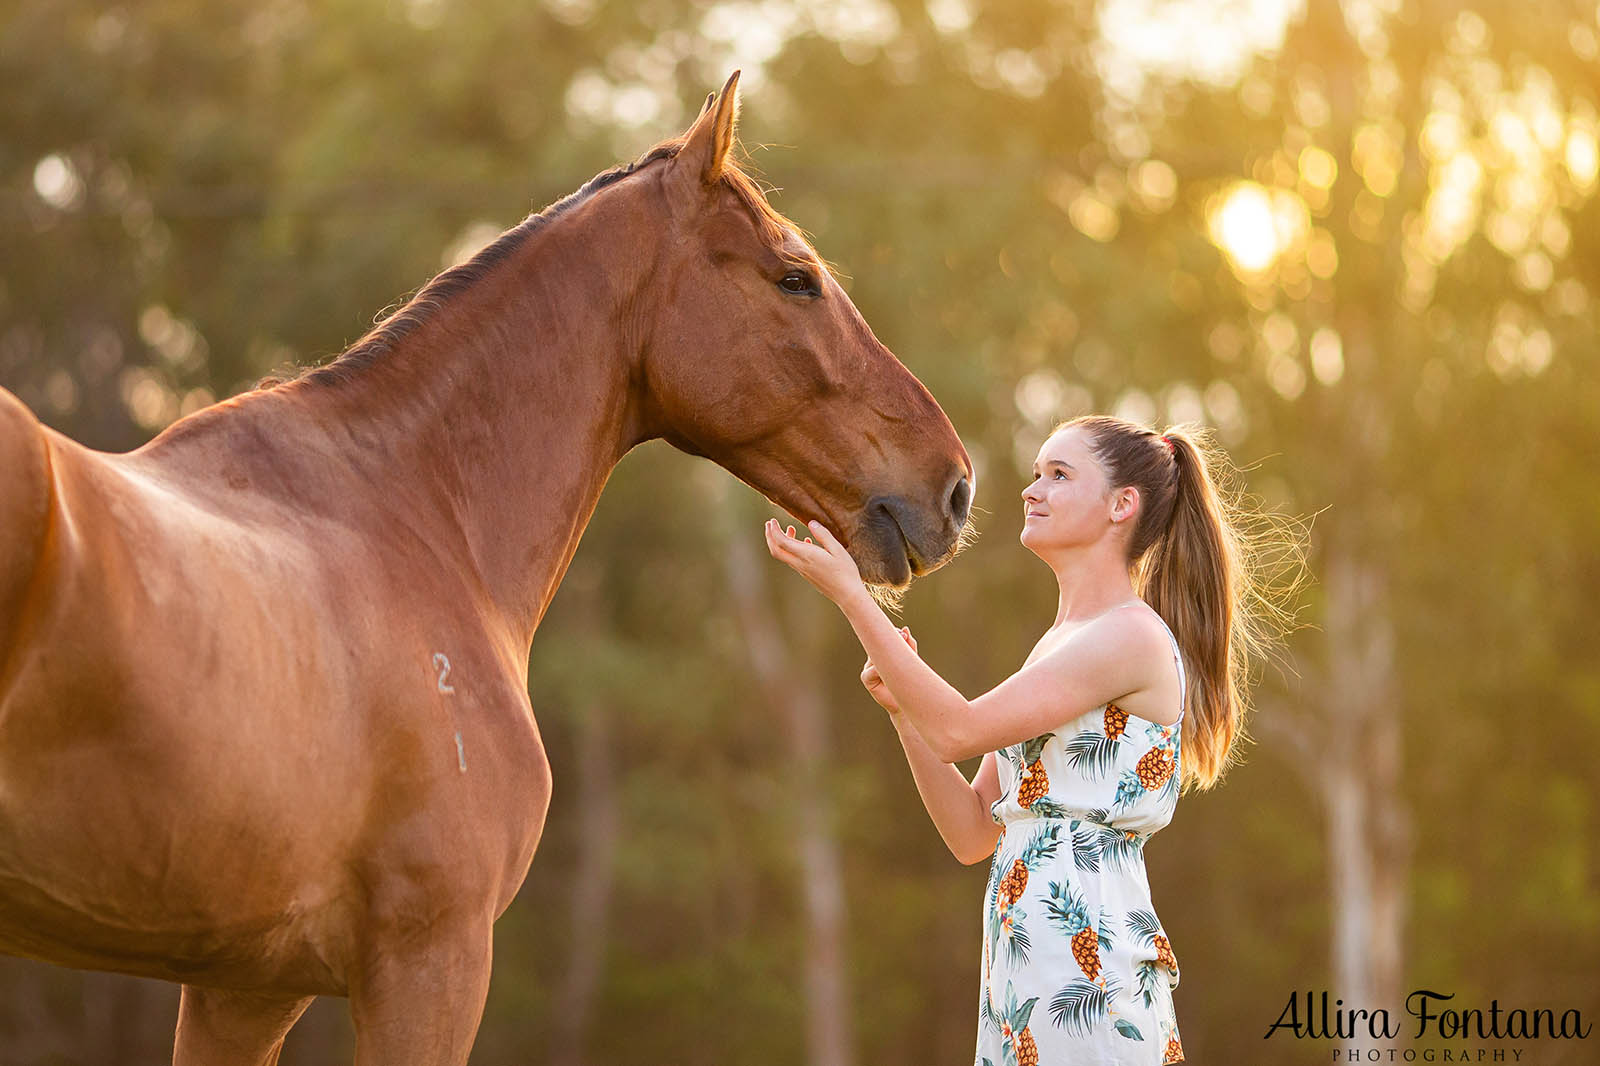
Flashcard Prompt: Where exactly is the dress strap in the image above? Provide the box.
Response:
[1113,602,1187,720]
[1153,613,1187,720]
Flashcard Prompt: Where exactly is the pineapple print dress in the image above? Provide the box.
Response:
[976,612,1186,1066]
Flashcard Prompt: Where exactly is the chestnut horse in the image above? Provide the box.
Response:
[0,74,971,1063]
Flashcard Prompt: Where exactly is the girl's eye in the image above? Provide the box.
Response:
[778,271,818,296]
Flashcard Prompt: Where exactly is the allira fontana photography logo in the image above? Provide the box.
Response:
[1265,989,1591,1062]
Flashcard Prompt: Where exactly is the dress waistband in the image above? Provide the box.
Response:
[999,810,1148,843]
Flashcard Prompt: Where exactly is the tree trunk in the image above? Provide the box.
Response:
[549,567,620,1066]
[1319,546,1410,1031]
[551,695,618,1066]
[716,490,856,1066]
[1255,545,1411,1039]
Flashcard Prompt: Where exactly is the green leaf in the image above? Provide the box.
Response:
[1126,909,1162,943]
[1016,995,1038,1031]
[1048,977,1112,1036]
[1064,732,1120,777]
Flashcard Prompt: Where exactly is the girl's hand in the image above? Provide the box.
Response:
[763,518,866,608]
[862,626,918,713]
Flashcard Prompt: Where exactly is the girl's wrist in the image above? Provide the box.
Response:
[837,584,879,622]
[887,705,918,737]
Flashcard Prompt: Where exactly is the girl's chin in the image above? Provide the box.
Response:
[1019,525,1062,554]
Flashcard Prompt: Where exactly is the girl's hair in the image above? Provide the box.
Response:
[1059,415,1305,792]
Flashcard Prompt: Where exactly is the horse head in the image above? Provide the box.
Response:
[632,73,973,588]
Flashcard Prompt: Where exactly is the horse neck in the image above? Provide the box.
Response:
[266,200,652,653]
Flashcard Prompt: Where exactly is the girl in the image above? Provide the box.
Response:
[765,415,1290,1066]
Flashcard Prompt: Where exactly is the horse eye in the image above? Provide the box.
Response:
[779,271,816,295]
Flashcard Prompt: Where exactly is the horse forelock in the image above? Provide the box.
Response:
[258,138,814,391]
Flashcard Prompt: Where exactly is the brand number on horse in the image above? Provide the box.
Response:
[433,653,456,695]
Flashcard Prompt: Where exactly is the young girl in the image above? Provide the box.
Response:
[765,415,1286,1066]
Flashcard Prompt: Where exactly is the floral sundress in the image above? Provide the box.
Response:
[976,614,1187,1066]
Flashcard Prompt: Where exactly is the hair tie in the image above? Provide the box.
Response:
[1160,433,1176,455]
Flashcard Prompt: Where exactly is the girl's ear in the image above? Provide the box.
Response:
[1113,485,1141,524]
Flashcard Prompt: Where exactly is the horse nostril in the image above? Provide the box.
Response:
[949,476,972,527]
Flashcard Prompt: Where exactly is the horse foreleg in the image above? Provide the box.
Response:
[350,920,493,1066]
[172,986,315,1066]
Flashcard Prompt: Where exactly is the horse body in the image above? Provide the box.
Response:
[0,74,972,1063]
[0,399,550,995]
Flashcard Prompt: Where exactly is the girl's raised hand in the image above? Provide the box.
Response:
[763,517,865,607]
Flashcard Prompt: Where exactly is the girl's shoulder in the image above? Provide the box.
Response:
[1032,603,1182,725]
[1032,601,1171,658]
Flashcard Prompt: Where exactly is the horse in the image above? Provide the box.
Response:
[0,72,972,1063]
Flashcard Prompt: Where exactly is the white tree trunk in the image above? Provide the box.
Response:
[551,582,619,1066]
[551,695,618,1066]
[717,488,856,1066]
[1256,543,1410,1038]
[1322,547,1409,1021]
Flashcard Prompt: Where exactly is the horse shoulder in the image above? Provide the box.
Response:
[345,650,551,928]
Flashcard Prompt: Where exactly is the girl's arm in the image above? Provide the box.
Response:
[863,630,1002,865]
[893,726,1003,865]
[846,589,1167,762]
[764,519,1170,762]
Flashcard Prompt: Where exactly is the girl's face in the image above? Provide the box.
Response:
[1019,427,1127,555]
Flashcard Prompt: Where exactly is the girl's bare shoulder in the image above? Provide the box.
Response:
[1024,605,1180,717]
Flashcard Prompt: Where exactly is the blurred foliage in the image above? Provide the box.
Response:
[2,0,1598,1063]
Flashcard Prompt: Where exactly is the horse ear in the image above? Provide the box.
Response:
[679,70,740,185]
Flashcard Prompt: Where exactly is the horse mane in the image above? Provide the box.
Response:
[259,139,809,391]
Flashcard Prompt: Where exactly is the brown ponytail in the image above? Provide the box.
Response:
[1061,416,1305,791]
